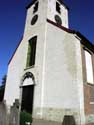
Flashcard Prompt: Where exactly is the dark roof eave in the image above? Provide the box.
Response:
[26,0,69,10]
[75,32,94,53]
[47,19,94,53]
[47,19,76,33]
[57,0,69,10]
[26,0,37,9]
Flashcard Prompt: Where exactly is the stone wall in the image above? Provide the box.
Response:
[32,113,94,125]
[0,99,20,125]
[0,101,7,125]
[9,99,20,125]
[33,107,80,125]
[84,84,94,124]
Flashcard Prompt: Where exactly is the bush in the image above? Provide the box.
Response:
[0,85,5,102]
[20,111,32,125]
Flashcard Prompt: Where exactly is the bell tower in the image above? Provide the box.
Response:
[20,0,70,122]
[47,0,69,27]
[4,0,76,124]
[25,0,69,31]
[5,0,94,125]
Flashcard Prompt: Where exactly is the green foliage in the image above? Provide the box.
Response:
[0,85,5,101]
[0,75,6,102]
[1,75,7,85]
[20,111,32,125]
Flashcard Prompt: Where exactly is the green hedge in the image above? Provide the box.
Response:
[0,85,5,102]
[20,111,32,125]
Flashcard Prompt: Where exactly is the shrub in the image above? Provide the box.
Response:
[20,111,32,125]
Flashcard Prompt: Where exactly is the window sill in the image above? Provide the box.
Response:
[24,65,35,71]
[87,82,94,86]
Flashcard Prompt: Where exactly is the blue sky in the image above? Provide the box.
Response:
[0,0,94,85]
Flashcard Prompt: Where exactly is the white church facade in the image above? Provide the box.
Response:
[4,0,94,125]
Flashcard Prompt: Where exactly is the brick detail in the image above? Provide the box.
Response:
[84,84,94,114]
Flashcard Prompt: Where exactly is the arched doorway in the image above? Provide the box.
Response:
[21,72,35,114]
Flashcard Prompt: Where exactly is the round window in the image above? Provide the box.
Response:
[31,14,38,25]
[55,15,62,25]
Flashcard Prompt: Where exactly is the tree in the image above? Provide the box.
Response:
[0,75,7,102]
[1,75,7,86]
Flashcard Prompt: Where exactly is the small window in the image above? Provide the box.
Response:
[26,36,37,67]
[84,50,93,84]
[55,15,62,25]
[33,1,39,14]
[31,14,38,25]
[56,1,61,14]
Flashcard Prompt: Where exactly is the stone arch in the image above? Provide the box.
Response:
[20,72,35,114]
[21,72,35,87]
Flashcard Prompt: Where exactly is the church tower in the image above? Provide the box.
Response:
[4,0,94,125]
[4,0,84,124]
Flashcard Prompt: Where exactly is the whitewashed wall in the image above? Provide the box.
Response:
[47,0,69,28]
[41,23,81,108]
[4,0,48,107]
[4,0,85,124]
[4,38,28,106]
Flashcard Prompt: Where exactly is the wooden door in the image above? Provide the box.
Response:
[21,85,34,114]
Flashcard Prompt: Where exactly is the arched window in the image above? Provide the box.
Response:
[84,50,93,84]
[26,36,37,67]
[56,1,61,14]
[33,1,39,14]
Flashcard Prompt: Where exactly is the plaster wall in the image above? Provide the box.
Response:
[4,0,86,124]
[47,0,68,28]
[43,23,81,109]
[4,38,28,106]
[32,23,85,124]
[4,0,48,108]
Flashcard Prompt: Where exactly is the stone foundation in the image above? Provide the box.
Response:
[32,119,62,125]
[32,108,81,125]
[85,114,94,124]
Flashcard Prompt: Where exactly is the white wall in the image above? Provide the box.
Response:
[4,0,48,108]
[4,1,85,124]
[47,0,69,28]
[4,38,28,106]
[42,22,84,109]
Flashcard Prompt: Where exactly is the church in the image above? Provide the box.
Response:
[4,0,94,125]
